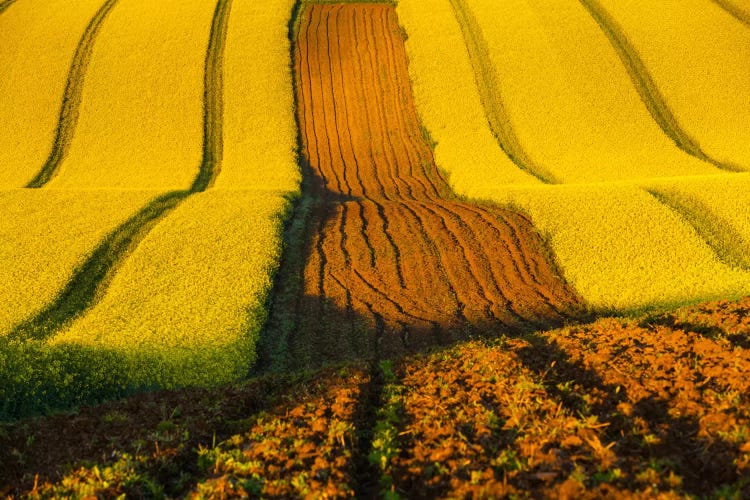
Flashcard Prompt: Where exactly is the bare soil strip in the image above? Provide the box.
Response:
[262,3,585,372]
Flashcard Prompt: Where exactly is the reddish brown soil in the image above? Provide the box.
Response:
[2,298,748,497]
[262,3,585,372]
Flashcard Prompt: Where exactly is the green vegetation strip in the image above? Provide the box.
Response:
[647,187,750,271]
[191,0,231,191]
[26,0,121,188]
[579,0,744,173]
[447,0,560,184]
[369,360,405,498]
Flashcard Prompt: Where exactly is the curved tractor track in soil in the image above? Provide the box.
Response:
[261,3,585,372]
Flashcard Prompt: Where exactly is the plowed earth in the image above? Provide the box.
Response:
[261,3,584,372]
[2,297,748,497]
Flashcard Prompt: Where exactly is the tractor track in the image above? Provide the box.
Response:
[26,0,121,188]
[10,0,233,340]
[579,0,745,173]
[0,0,18,16]
[447,0,560,184]
[261,3,585,373]
[710,0,750,28]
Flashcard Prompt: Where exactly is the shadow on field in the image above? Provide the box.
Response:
[513,334,743,496]
[2,299,747,497]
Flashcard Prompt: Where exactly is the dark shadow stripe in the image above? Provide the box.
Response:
[26,0,120,188]
[647,187,750,270]
[580,0,746,173]
[710,0,750,28]
[11,0,234,341]
[191,0,231,192]
[0,0,19,15]
[8,191,190,341]
[447,0,561,184]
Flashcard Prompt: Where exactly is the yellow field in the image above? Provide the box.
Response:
[484,180,750,312]
[460,0,721,183]
[47,0,215,189]
[0,0,301,415]
[49,191,292,386]
[0,0,105,188]
[0,190,160,335]
[395,0,540,194]
[399,0,750,311]
[218,0,300,192]
[598,0,750,171]
[1,0,749,423]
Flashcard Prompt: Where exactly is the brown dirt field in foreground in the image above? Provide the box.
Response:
[2,297,748,497]
[260,3,585,373]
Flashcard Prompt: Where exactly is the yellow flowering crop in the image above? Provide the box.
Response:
[460,0,721,183]
[400,0,750,312]
[48,0,216,189]
[0,190,160,335]
[395,0,540,194]
[0,0,105,187]
[485,181,750,313]
[597,0,750,170]
[50,190,292,387]
[217,0,300,192]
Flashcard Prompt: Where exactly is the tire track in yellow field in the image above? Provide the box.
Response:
[447,0,561,184]
[579,0,746,173]
[26,0,120,188]
[0,0,18,15]
[710,0,750,27]
[646,187,750,271]
[10,0,233,341]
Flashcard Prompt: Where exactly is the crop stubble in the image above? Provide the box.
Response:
[263,3,585,371]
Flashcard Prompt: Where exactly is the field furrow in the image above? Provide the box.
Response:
[262,3,585,372]
[710,0,750,26]
[0,0,18,15]
[8,191,189,341]
[10,0,234,342]
[48,191,292,389]
[190,0,231,192]
[447,0,560,184]
[646,187,750,271]
[0,0,111,187]
[0,0,305,419]
[0,190,162,337]
[458,0,725,183]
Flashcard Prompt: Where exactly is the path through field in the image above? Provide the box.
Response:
[261,3,585,371]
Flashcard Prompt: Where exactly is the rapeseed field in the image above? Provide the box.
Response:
[0,0,105,187]
[398,0,750,311]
